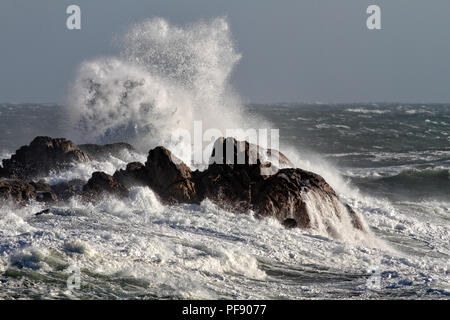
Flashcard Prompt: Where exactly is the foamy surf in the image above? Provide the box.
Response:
[66,17,268,161]
[1,17,449,299]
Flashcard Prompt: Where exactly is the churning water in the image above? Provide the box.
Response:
[0,18,449,299]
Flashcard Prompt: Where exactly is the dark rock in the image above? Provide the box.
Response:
[82,172,129,199]
[0,178,58,204]
[249,168,338,228]
[194,160,261,211]
[51,179,85,201]
[111,148,200,204]
[113,162,147,188]
[1,136,91,180]
[111,147,201,204]
[36,191,58,203]
[30,180,52,193]
[207,136,294,171]
[106,137,361,235]
[250,169,311,228]
[144,147,199,204]
[79,143,136,161]
[0,165,6,178]
[0,135,362,235]
[282,218,298,229]
[30,180,57,203]
[345,204,364,230]
[208,137,263,167]
[193,137,264,209]
[265,148,295,168]
[35,208,51,216]
[193,137,359,233]
[0,179,36,203]
[194,140,321,228]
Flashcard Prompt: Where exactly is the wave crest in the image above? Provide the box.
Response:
[67,17,250,157]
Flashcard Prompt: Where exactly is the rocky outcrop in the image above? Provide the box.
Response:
[194,137,340,229]
[194,138,264,211]
[250,169,326,228]
[112,147,199,204]
[82,172,129,199]
[30,180,58,203]
[144,147,199,204]
[1,136,91,180]
[51,179,86,201]
[0,165,6,178]
[0,177,87,204]
[105,137,361,231]
[0,179,56,204]
[206,137,293,170]
[79,143,136,161]
[0,179,36,203]
[113,162,147,188]
[1,135,363,233]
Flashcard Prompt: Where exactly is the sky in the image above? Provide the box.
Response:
[1,0,450,104]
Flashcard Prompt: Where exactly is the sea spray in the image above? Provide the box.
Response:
[64,17,380,250]
[301,190,386,249]
[1,99,450,297]
[67,17,267,163]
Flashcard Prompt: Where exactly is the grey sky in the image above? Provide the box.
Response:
[1,0,449,104]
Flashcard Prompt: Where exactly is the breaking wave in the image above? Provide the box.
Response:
[5,17,448,299]
[67,17,266,162]
[64,17,380,244]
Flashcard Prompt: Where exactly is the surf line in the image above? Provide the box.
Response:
[182,304,216,318]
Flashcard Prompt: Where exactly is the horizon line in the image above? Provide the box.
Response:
[1,101,450,106]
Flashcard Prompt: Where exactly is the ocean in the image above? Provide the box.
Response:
[0,17,449,299]
[0,102,449,299]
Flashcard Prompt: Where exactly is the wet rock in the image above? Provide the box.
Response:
[1,135,363,235]
[0,179,37,203]
[282,218,298,229]
[0,165,7,178]
[111,148,199,204]
[108,137,356,233]
[144,147,199,204]
[250,169,324,228]
[31,180,58,203]
[82,172,129,199]
[35,192,58,203]
[206,136,294,172]
[51,179,86,201]
[111,146,201,204]
[265,148,295,169]
[113,162,148,188]
[35,208,51,216]
[1,136,91,180]
[345,204,364,230]
[195,137,345,230]
[30,180,52,193]
[0,179,57,204]
[193,137,265,210]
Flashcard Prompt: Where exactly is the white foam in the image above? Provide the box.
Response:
[346,108,391,114]
[44,152,146,185]
[66,17,268,164]
[302,190,386,249]
[1,17,449,299]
